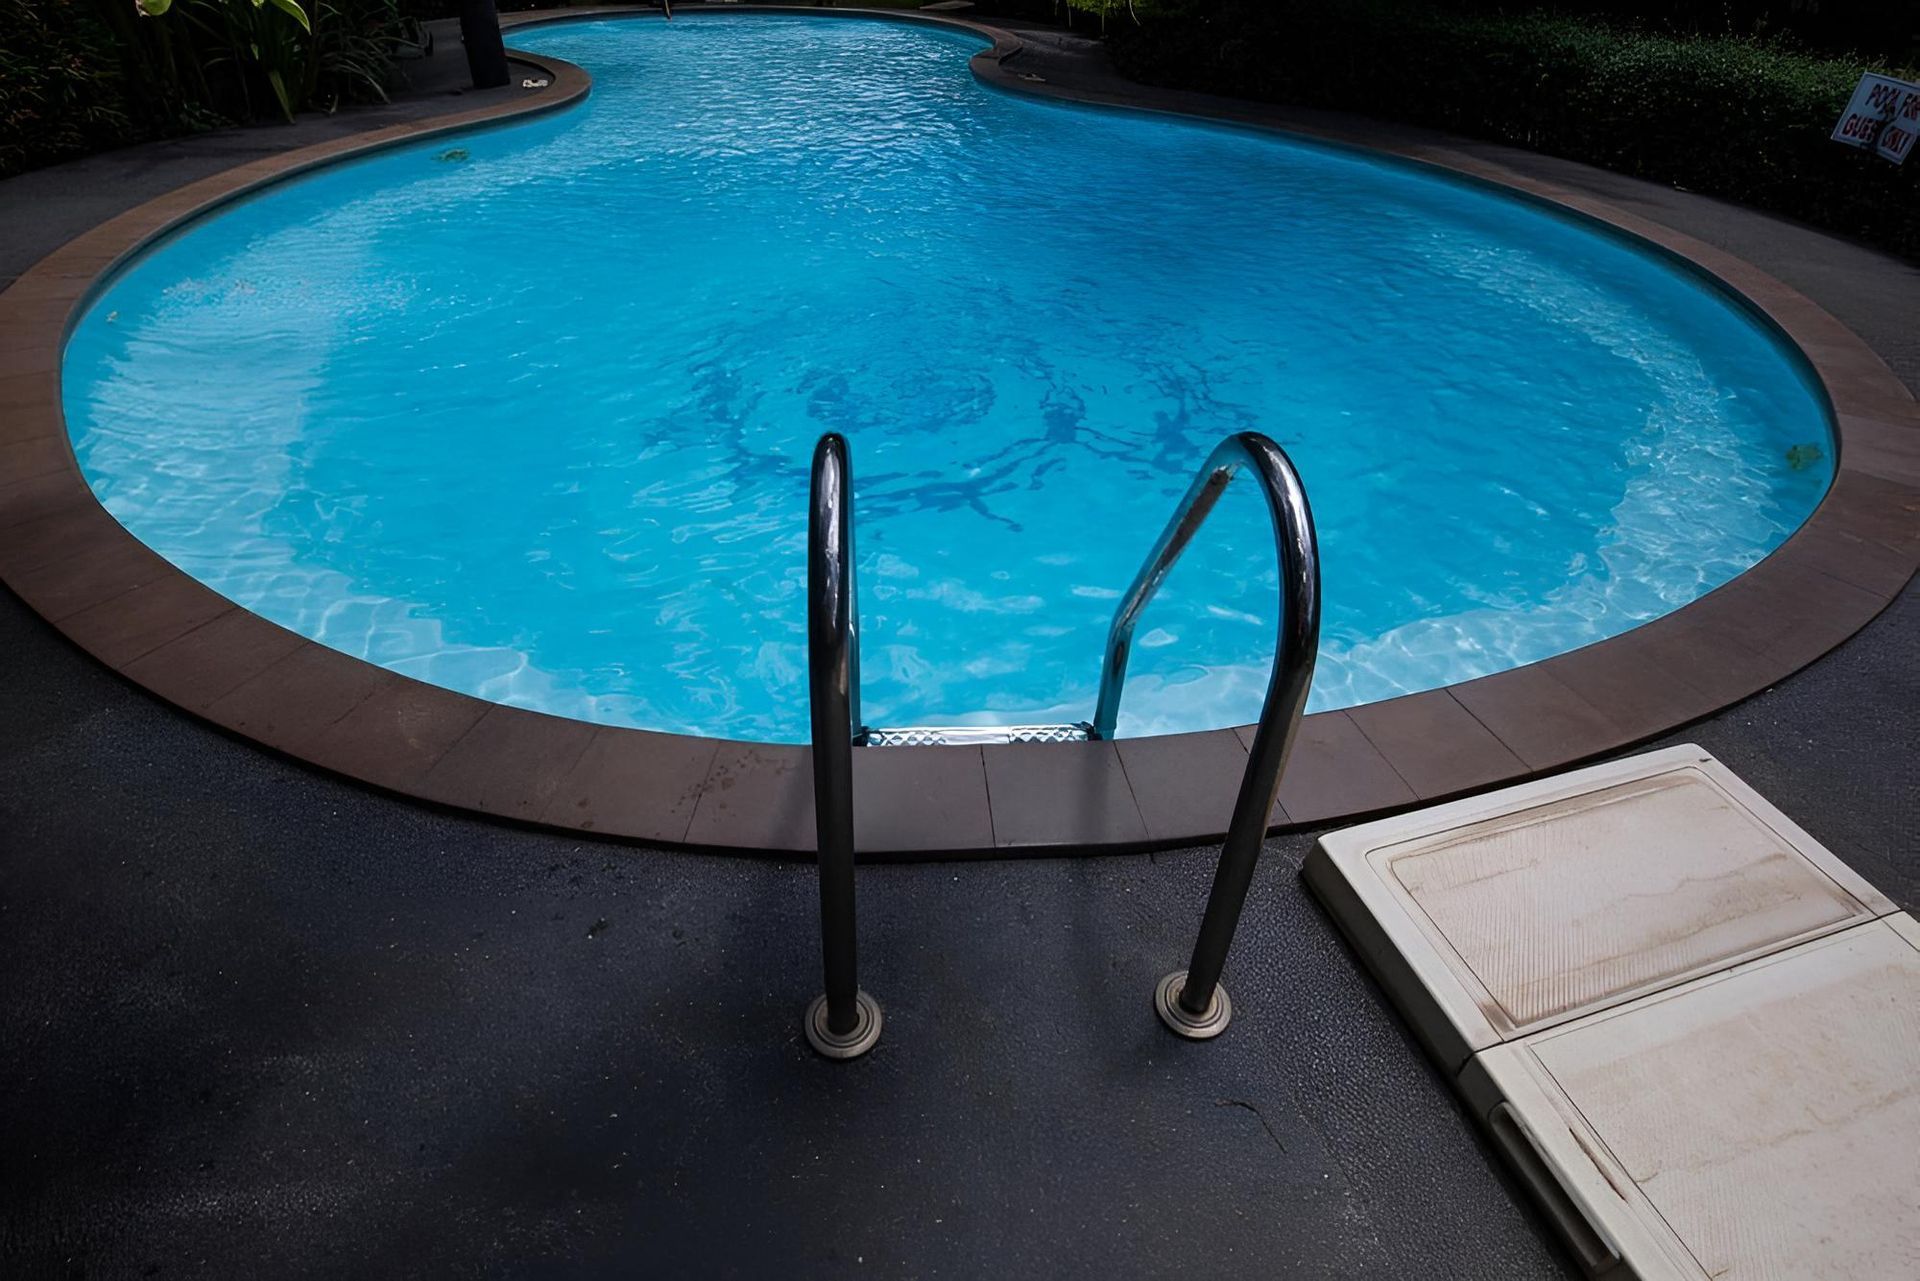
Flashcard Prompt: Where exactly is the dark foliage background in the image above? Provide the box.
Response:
[4,0,1916,260]
[1,0,136,176]
[1109,0,1919,260]
[1,0,412,178]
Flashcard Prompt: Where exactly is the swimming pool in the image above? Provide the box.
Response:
[62,15,1834,743]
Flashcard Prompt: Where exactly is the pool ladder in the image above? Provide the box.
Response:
[803,430,1321,1056]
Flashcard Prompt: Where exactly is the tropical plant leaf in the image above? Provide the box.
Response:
[266,68,294,121]
[261,0,312,35]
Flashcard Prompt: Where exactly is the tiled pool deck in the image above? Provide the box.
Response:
[2,9,1916,1277]
[1,5,1915,858]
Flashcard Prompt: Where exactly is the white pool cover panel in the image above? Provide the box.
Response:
[1303,745,1918,1279]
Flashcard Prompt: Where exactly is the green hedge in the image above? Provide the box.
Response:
[1109,1,1920,261]
[1,0,409,180]
[0,0,140,177]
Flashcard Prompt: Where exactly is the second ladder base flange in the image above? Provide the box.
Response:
[1155,970,1232,1040]
[804,989,883,1060]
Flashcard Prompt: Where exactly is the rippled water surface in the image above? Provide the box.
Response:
[64,16,1833,739]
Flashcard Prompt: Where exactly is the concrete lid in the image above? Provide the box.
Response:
[1303,744,1895,1068]
[1460,918,1920,1280]
[1307,743,1916,1277]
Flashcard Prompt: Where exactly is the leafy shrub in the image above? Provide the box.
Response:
[0,0,139,175]
[1539,1,1918,65]
[0,0,407,178]
[1110,0,1920,260]
[123,0,407,122]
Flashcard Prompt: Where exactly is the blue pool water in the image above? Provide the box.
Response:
[63,16,1834,741]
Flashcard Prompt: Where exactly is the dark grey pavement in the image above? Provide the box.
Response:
[3,16,1914,1279]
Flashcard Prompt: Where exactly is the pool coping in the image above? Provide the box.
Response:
[0,4,1915,861]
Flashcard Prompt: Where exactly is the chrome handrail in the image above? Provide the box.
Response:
[803,433,881,1059]
[1092,432,1321,1039]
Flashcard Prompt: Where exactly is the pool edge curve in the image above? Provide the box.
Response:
[2,4,1915,861]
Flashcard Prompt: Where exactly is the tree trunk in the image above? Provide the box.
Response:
[459,0,509,90]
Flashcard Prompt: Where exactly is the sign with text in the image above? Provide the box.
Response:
[1831,72,1920,165]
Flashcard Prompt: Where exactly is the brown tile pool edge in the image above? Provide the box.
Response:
[2,5,1915,861]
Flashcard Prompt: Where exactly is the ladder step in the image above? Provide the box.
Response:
[861,723,1092,747]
